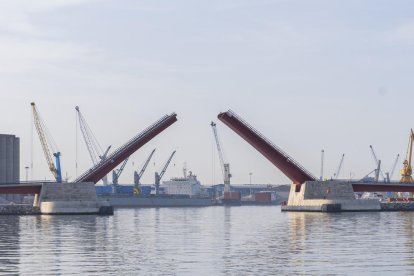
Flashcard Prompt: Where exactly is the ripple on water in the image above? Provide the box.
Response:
[1,207,414,275]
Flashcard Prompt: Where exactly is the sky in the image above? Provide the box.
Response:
[0,0,414,185]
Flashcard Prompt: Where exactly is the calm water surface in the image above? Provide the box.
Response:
[1,206,414,275]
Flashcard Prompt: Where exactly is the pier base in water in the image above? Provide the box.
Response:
[35,182,113,215]
[282,181,381,212]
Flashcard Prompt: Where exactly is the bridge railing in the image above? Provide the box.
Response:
[75,113,176,183]
[225,110,317,180]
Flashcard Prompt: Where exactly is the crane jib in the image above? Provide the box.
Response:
[31,102,62,183]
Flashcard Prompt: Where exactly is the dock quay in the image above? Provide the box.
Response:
[0,204,113,215]
[282,202,414,212]
[380,202,414,211]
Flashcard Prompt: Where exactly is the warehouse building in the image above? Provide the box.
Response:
[0,134,20,183]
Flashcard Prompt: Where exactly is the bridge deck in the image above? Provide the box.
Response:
[352,182,414,192]
[0,183,43,194]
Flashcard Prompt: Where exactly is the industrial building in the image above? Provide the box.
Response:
[162,173,205,197]
[0,134,20,184]
[0,134,20,203]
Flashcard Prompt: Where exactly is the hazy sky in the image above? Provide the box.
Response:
[1,0,414,185]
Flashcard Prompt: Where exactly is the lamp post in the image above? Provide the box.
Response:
[249,172,252,185]
[25,166,29,182]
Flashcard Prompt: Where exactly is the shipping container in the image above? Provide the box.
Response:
[140,186,151,195]
[224,191,241,200]
[118,185,134,194]
[254,192,271,203]
[95,185,112,194]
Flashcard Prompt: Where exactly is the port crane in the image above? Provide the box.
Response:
[134,148,156,195]
[154,151,176,195]
[400,129,414,183]
[333,154,345,179]
[320,149,324,181]
[31,102,62,182]
[112,157,129,186]
[76,106,111,184]
[369,145,400,182]
[211,122,231,192]
[370,145,385,182]
[388,154,400,181]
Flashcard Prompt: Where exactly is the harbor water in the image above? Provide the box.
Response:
[1,206,414,275]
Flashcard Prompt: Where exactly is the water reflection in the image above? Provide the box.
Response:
[2,208,414,275]
[400,213,414,269]
[16,215,116,275]
[0,216,20,274]
[284,211,414,275]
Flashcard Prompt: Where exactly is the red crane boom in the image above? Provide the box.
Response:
[75,113,177,183]
[217,110,316,185]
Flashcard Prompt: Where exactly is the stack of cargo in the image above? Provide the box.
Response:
[222,191,241,205]
[254,192,272,204]
[96,185,153,196]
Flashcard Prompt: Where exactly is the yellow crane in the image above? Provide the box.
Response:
[400,129,414,183]
[31,102,62,182]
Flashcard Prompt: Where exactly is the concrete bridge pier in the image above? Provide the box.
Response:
[0,182,113,215]
[282,181,381,212]
[36,182,112,215]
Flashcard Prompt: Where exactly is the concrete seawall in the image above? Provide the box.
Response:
[380,202,414,211]
[0,205,40,215]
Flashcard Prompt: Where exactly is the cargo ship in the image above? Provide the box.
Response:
[96,172,212,207]
[99,194,212,207]
[220,191,280,205]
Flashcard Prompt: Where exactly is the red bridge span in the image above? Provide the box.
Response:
[217,110,414,193]
[0,113,177,195]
